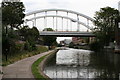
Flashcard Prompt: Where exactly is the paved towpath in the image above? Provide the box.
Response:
[2,50,53,79]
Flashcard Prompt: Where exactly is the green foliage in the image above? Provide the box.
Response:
[20,26,39,41]
[42,28,57,49]
[2,46,48,66]
[94,7,119,46]
[84,37,89,44]
[2,2,25,29]
[43,28,54,31]
[32,50,56,80]
[69,42,74,48]
[15,43,24,52]
[2,25,40,61]
[2,2,25,61]
[52,41,58,46]
[19,26,40,51]
[31,27,40,40]
[90,41,103,52]
[24,40,36,52]
[24,41,31,51]
[42,36,56,46]
[2,26,20,60]
[32,55,48,80]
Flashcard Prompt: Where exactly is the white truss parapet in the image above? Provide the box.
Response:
[25,9,95,31]
[25,15,93,30]
[25,9,94,21]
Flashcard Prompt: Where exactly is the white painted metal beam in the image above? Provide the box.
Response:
[25,15,93,30]
[25,9,94,21]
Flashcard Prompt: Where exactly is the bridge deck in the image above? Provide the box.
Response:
[39,31,95,37]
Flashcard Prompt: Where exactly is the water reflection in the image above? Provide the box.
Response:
[56,48,91,66]
[44,48,120,79]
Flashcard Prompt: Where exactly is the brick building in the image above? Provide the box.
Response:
[72,37,84,45]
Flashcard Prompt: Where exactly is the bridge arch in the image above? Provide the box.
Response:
[24,9,95,31]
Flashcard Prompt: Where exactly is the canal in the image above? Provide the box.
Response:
[43,48,120,79]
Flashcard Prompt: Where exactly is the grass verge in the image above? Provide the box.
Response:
[2,46,48,66]
[31,50,57,80]
[31,55,48,80]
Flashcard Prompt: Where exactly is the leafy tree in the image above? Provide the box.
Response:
[19,26,39,51]
[69,42,74,48]
[2,2,25,61]
[42,28,57,49]
[43,28,54,31]
[28,27,39,41]
[19,26,29,40]
[20,26,39,41]
[2,2,25,29]
[94,7,119,46]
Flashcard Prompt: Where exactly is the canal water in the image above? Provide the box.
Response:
[43,48,120,79]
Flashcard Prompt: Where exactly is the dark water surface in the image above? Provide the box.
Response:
[43,48,120,79]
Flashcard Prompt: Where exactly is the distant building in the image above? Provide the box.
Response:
[64,39,72,45]
[59,39,72,46]
[72,37,86,45]
[72,37,95,45]
[60,41,65,46]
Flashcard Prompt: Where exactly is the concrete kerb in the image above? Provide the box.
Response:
[38,49,58,79]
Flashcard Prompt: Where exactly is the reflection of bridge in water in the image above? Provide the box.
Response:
[24,9,96,37]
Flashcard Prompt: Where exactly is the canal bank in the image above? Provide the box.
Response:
[2,50,55,79]
[37,49,58,79]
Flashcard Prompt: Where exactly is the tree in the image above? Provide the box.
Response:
[2,2,25,61]
[20,26,39,41]
[69,42,74,48]
[19,26,40,51]
[43,28,54,31]
[29,27,39,41]
[2,2,25,29]
[42,28,57,49]
[94,7,119,46]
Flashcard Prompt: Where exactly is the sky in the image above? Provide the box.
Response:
[22,0,119,17]
[1,0,120,43]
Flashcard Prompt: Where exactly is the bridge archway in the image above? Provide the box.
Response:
[24,9,95,32]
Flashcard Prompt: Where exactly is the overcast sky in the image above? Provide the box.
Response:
[22,0,119,17]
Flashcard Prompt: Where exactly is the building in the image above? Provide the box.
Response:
[59,39,72,46]
[72,37,95,45]
[64,39,72,45]
[72,37,88,45]
[72,37,82,44]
